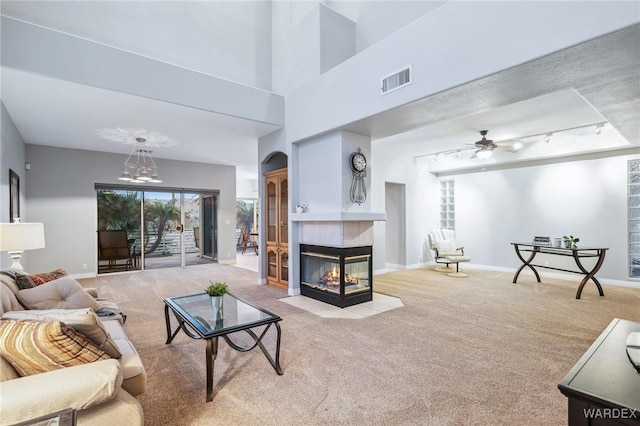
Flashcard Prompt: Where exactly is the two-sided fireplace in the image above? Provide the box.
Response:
[300,244,372,308]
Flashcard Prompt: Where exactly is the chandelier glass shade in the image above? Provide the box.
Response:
[118,137,162,183]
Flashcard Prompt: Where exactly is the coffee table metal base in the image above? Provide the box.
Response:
[164,304,283,402]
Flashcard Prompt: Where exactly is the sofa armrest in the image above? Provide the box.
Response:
[0,359,122,425]
[85,287,99,298]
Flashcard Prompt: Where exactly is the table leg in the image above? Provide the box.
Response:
[164,305,174,344]
[512,245,541,283]
[253,323,283,375]
[223,323,283,375]
[206,337,219,403]
[573,249,606,299]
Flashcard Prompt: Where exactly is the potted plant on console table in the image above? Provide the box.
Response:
[205,281,228,309]
[563,235,580,249]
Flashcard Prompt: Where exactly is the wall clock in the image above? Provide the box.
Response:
[349,147,367,204]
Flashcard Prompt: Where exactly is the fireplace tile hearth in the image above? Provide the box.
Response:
[279,292,403,319]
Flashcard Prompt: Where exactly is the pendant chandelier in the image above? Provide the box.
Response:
[118,137,162,183]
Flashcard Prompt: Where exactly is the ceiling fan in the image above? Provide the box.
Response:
[469,130,523,159]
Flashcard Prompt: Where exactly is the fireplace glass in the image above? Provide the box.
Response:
[300,245,372,307]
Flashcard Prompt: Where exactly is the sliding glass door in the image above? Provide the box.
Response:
[143,191,182,270]
[97,187,217,273]
[97,189,142,273]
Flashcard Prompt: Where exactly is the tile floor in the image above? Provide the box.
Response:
[279,292,403,319]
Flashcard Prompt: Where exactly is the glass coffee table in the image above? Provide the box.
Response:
[164,292,283,402]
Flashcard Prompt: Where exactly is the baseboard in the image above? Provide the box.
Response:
[70,272,97,279]
[375,262,430,275]
[468,263,640,289]
[219,259,236,265]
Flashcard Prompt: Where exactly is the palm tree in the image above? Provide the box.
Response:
[144,199,180,254]
[97,190,140,231]
[236,200,253,231]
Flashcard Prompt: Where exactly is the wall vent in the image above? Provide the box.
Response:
[381,66,411,94]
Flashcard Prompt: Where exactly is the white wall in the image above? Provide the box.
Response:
[1,1,274,91]
[285,1,639,143]
[326,0,445,53]
[372,144,639,283]
[24,144,237,275]
[1,16,284,127]
[0,103,27,268]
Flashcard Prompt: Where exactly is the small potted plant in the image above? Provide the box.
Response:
[563,235,580,249]
[205,281,228,309]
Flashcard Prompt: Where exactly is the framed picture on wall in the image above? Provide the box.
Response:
[9,169,19,222]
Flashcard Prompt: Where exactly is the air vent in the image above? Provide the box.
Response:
[381,66,411,94]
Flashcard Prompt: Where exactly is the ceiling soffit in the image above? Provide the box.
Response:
[346,24,640,148]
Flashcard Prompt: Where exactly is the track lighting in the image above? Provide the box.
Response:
[414,121,608,162]
[594,123,604,135]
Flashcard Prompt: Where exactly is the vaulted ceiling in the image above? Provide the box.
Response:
[1,2,638,181]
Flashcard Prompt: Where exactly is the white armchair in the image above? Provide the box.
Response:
[428,229,471,277]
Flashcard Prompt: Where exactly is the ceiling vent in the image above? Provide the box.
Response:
[381,66,411,95]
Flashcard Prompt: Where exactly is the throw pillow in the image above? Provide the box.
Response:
[15,268,68,290]
[2,309,122,358]
[0,319,110,376]
[16,277,102,312]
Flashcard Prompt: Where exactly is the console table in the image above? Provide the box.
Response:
[558,318,640,425]
[511,243,608,299]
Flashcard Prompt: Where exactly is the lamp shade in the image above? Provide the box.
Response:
[0,223,46,251]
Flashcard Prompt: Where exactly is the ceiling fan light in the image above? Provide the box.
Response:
[511,140,523,151]
[476,148,493,160]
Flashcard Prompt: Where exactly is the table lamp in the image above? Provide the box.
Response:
[0,222,45,270]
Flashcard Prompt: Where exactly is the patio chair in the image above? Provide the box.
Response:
[240,227,258,255]
[98,230,134,271]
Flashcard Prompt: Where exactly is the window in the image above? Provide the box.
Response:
[440,180,455,230]
[629,160,640,278]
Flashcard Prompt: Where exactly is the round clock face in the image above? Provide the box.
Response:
[351,152,367,172]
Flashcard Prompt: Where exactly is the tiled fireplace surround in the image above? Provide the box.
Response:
[298,221,373,247]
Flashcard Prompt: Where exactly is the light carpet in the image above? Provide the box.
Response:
[80,265,640,426]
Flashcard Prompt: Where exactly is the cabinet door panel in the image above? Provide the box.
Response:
[280,251,289,284]
[267,248,278,280]
[280,177,288,244]
[266,180,277,244]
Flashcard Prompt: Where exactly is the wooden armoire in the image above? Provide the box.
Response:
[264,168,288,289]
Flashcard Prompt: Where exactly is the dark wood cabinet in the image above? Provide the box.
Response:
[264,168,288,289]
[558,318,640,425]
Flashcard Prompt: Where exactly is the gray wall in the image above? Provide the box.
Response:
[0,103,27,268]
[24,144,236,275]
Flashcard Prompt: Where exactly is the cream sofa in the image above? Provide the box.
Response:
[0,271,146,425]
